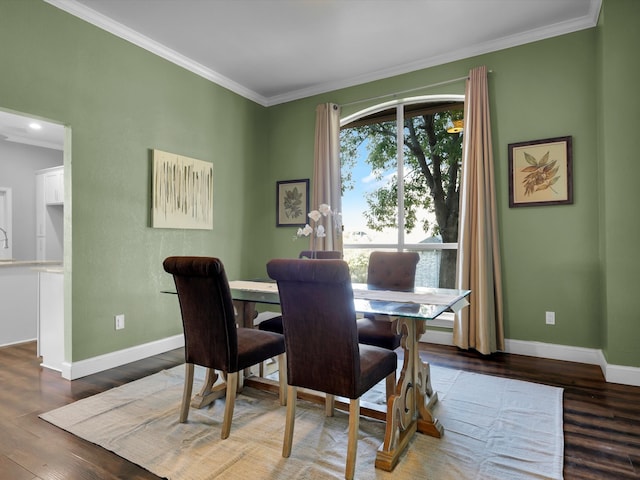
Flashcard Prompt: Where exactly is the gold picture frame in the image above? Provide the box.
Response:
[276,179,309,227]
[508,136,573,208]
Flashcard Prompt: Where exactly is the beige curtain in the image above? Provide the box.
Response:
[312,103,343,252]
[454,66,504,354]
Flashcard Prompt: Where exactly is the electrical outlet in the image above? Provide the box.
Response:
[115,314,125,330]
[545,311,555,325]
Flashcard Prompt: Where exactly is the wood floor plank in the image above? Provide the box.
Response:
[1,340,639,479]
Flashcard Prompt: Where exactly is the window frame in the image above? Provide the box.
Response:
[340,94,464,255]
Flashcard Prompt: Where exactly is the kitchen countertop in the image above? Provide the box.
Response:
[0,260,63,272]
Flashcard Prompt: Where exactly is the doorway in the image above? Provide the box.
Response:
[0,108,67,358]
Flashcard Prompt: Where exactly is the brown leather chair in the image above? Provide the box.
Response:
[267,258,396,480]
[163,256,286,439]
[258,250,342,334]
[356,251,420,350]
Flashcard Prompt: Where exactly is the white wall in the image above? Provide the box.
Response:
[0,140,62,260]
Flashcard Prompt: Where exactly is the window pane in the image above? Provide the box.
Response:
[340,101,463,289]
[340,119,397,245]
[402,112,432,245]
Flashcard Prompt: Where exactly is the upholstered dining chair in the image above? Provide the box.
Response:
[298,249,342,259]
[356,251,420,351]
[258,250,342,334]
[163,256,287,439]
[267,258,397,480]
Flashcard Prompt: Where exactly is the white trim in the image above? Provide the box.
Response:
[428,312,454,329]
[43,0,267,106]
[503,338,606,367]
[340,94,465,127]
[60,334,184,380]
[419,331,640,387]
[43,0,601,107]
[420,328,455,346]
[605,364,640,387]
[55,329,640,387]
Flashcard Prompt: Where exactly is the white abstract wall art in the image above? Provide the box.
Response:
[152,149,213,230]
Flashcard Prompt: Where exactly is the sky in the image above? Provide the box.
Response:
[341,140,433,244]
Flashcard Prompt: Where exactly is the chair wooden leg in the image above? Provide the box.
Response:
[325,393,335,417]
[179,363,194,423]
[385,371,396,401]
[221,371,238,439]
[346,398,360,480]
[283,385,297,457]
[277,353,287,406]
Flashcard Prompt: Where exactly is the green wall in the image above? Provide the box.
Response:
[599,0,640,365]
[262,6,637,367]
[0,0,268,361]
[263,30,602,351]
[1,0,638,368]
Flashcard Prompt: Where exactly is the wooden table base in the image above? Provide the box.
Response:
[375,318,443,471]
[203,298,444,473]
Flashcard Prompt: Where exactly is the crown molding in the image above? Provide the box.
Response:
[266,0,602,106]
[44,0,270,106]
[45,0,601,107]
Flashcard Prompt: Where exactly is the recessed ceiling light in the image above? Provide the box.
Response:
[29,122,42,130]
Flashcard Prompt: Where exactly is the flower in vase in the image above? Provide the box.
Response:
[295,204,334,242]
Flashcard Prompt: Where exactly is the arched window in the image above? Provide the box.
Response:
[340,95,464,290]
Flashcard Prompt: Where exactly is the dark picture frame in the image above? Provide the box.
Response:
[508,136,573,208]
[276,179,309,227]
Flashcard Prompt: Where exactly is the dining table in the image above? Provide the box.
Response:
[224,279,471,472]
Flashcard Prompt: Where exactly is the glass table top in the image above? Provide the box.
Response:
[227,281,470,321]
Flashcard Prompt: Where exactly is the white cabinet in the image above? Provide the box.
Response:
[0,266,38,346]
[35,167,64,261]
[36,172,46,238]
[38,271,64,372]
[44,167,64,205]
[36,237,46,261]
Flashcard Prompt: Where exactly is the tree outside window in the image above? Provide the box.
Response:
[340,100,464,288]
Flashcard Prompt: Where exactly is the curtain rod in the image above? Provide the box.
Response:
[339,71,491,109]
[339,75,467,108]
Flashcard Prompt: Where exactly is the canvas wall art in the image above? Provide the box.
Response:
[152,149,213,229]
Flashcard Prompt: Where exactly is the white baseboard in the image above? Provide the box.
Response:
[420,330,640,387]
[605,363,640,387]
[59,330,640,387]
[61,334,185,380]
[420,329,455,345]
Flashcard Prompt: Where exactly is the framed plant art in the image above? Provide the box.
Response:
[276,179,309,227]
[508,136,573,207]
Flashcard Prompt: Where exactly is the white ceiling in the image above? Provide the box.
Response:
[46,0,602,107]
[0,110,65,151]
[0,0,602,151]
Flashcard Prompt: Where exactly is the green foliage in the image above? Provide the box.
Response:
[340,106,463,243]
[343,249,371,283]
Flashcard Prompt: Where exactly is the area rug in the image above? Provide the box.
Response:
[40,365,564,479]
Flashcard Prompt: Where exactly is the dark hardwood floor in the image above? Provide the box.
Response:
[1,341,638,479]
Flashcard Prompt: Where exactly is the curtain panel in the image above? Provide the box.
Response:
[312,103,343,252]
[455,66,505,354]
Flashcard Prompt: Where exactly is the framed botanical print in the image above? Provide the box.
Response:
[508,136,573,207]
[276,179,309,227]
